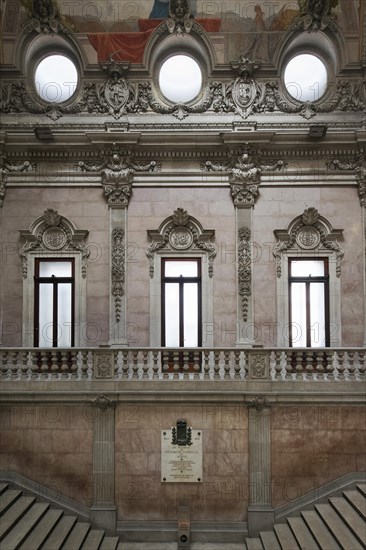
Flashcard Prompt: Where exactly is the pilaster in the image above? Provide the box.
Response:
[247,398,273,537]
[109,207,128,345]
[90,395,116,534]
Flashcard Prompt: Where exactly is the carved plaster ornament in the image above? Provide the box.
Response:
[92,393,117,410]
[78,145,160,206]
[273,207,344,277]
[202,144,287,206]
[247,394,270,411]
[111,228,125,323]
[25,0,66,34]
[238,227,252,322]
[147,208,216,278]
[230,56,262,119]
[19,209,89,278]
[167,0,193,35]
[298,0,338,32]
[327,151,366,207]
[0,159,34,207]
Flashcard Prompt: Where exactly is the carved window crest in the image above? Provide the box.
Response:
[147,208,216,277]
[273,207,344,277]
[19,209,89,278]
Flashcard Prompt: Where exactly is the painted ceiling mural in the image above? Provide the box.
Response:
[1,0,362,64]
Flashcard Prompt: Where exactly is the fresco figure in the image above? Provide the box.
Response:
[149,0,196,18]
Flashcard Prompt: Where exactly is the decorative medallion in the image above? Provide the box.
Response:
[232,79,257,110]
[94,352,114,379]
[296,226,321,249]
[248,353,269,379]
[42,226,67,250]
[169,226,193,250]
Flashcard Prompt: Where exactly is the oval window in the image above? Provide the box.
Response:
[35,55,78,103]
[284,54,328,102]
[159,55,202,103]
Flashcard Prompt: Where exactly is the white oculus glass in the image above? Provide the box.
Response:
[35,55,78,103]
[159,55,202,103]
[284,54,327,102]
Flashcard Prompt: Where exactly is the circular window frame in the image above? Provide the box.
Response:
[158,53,203,105]
[24,34,83,107]
[147,32,212,107]
[283,52,329,104]
[33,53,79,105]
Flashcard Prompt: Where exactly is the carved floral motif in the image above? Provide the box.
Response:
[111,228,125,323]
[0,159,34,207]
[327,151,366,207]
[92,393,117,410]
[238,227,252,322]
[147,208,216,278]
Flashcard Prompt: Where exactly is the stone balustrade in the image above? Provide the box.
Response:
[0,347,365,382]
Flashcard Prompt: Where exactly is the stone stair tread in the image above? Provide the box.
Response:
[287,516,319,550]
[356,484,366,497]
[18,508,63,550]
[329,496,366,545]
[343,489,366,520]
[63,522,91,549]
[246,539,264,550]
[41,514,78,549]
[81,528,105,549]
[99,536,120,550]
[0,489,22,515]
[0,495,36,540]
[1,502,49,549]
[0,483,9,495]
[301,510,340,550]
[315,503,363,549]
[274,523,300,549]
[259,530,281,550]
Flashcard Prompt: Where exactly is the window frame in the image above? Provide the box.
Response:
[161,258,202,347]
[34,258,75,347]
[288,257,330,348]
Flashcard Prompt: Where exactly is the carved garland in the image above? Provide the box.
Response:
[147,208,216,278]
[238,227,252,323]
[273,207,344,277]
[111,228,125,323]
[19,209,89,278]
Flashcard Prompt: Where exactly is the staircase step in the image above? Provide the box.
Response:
[1,502,49,549]
[329,496,366,546]
[81,529,105,549]
[99,536,120,550]
[343,489,366,520]
[259,530,281,550]
[19,508,63,550]
[315,503,363,549]
[356,484,366,497]
[63,522,91,549]
[246,538,264,550]
[41,514,77,549]
[0,489,22,515]
[287,516,319,550]
[0,483,9,495]
[302,510,340,550]
[0,495,36,540]
[273,523,299,549]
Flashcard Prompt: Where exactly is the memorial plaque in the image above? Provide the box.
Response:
[161,428,202,483]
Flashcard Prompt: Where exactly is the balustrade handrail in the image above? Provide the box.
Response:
[0,346,365,382]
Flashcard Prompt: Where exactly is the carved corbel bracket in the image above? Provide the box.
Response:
[92,393,117,411]
[0,159,34,207]
[327,151,366,207]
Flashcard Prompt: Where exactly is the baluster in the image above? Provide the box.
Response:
[315,351,325,380]
[295,351,303,379]
[336,351,345,379]
[19,351,29,379]
[203,350,210,380]
[142,351,149,379]
[305,350,314,379]
[87,351,93,380]
[70,351,77,378]
[152,350,159,379]
[40,350,49,377]
[234,351,241,379]
[223,351,231,379]
[347,351,355,380]
[30,351,40,379]
[325,350,334,380]
[173,350,180,379]
[115,351,123,380]
[122,350,129,379]
[50,350,59,378]
[213,351,220,379]
[162,350,169,378]
[76,351,84,379]
[192,350,200,379]
[182,350,189,379]
[60,351,69,378]
[285,351,293,379]
[9,351,17,379]
[274,351,282,379]
[357,350,365,379]
[0,350,7,378]
[132,351,139,379]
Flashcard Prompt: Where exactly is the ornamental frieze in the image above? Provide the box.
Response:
[238,227,252,323]
[111,228,125,323]
[0,159,34,207]
[327,151,366,207]
[77,146,160,206]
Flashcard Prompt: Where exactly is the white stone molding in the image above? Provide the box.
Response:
[273,207,344,347]
[19,209,89,347]
[147,208,215,346]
